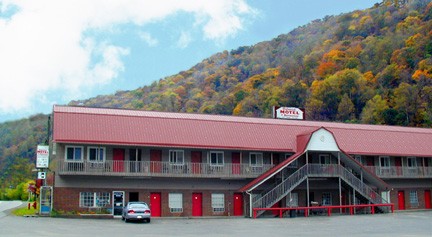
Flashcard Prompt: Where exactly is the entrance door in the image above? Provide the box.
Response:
[113,149,125,172]
[150,192,161,217]
[398,191,405,210]
[425,190,431,209]
[232,152,241,175]
[192,193,202,216]
[191,151,202,174]
[395,157,402,175]
[129,149,142,172]
[233,193,243,216]
[150,150,162,173]
[113,191,124,216]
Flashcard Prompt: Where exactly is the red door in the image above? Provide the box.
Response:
[113,149,125,172]
[150,193,161,217]
[271,201,280,216]
[398,191,405,210]
[233,193,243,216]
[425,190,431,209]
[192,193,202,216]
[191,151,202,174]
[150,150,162,173]
[395,157,402,176]
[232,152,241,175]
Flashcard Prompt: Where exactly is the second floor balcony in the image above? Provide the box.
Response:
[364,166,432,178]
[57,160,274,179]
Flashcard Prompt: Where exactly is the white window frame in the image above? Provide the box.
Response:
[249,152,263,167]
[354,155,363,165]
[322,192,332,206]
[209,151,224,166]
[87,147,106,162]
[168,193,183,213]
[286,153,298,168]
[211,193,225,212]
[65,146,84,162]
[169,150,184,165]
[409,190,419,207]
[79,192,110,208]
[406,157,417,168]
[379,156,390,168]
[319,154,331,165]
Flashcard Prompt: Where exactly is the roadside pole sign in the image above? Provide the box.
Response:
[38,172,46,180]
[36,145,49,168]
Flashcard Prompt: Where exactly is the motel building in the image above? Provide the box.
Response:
[50,105,432,218]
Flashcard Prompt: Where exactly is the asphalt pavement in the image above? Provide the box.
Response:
[0,201,431,237]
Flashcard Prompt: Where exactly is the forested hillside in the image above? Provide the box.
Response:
[70,0,432,127]
[1,0,431,198]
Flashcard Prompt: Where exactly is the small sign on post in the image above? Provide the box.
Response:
[36,145,49,168]
[38,172,46,180]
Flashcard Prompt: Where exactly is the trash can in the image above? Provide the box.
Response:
[289,209,297,218]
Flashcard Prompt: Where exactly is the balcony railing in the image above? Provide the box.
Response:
[57,160,274,178]
[364,166,432,178]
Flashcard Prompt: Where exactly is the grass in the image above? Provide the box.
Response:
[12,206,38,216]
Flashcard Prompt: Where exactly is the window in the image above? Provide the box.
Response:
[169,193,183,213]
[65,146,83,161]
[286,153,298,168]
[319,154,331,165]
[209,151,224,166]
[169,150,184,165]
[380,156,390,168]
[409,191,419,207]
[407,157,417,168]
[211,193,225,212]
[354,155,364,165]
[79,192,110,207]
[249,153,263,167]
[322,193,332,206]
[87,147,105,162]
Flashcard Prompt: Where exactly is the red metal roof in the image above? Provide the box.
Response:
[52,105,432,157]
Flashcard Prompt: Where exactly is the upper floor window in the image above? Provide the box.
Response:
[407,157,417,168]
[209,151,224,166]
[65,146,83,162]
[88,147,105,162]
[319,154,331,165]
[354,155,364,165]
[169,150,184,165]
[380,156,390,168]
[249,153,263,167]
[286,153,298,168]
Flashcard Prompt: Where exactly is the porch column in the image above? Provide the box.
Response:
[353,188,356,214]
[339,177,342,213]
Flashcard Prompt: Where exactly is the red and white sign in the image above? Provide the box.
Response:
[36,145,49,168]
[273,107,305,120]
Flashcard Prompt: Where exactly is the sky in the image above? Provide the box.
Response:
[0,0,379,123]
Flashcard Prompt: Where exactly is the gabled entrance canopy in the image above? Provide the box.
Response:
[239,127,389,193]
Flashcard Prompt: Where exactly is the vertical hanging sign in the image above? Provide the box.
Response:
[36,145,50,168]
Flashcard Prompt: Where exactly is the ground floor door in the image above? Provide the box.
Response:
[113,191,124,216]
[398,191,405,210]
[192,193,203,216]
[113,149,125,172]
[425,190,431,209]
[233,193,243,216]
[150,192,161,217]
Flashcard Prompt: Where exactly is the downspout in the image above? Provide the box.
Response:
[246,190,252,218]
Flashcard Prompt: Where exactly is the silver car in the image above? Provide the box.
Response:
[122,202,151,223]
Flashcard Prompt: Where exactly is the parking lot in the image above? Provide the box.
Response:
[0,203,431,237]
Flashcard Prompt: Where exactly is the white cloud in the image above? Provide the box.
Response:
[177,31,192,49]
[0,0,256,115]
[138,31,159,47]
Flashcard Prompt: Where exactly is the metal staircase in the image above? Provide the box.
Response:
[252,164,389,217]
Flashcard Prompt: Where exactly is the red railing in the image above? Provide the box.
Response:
[252,203,394,218]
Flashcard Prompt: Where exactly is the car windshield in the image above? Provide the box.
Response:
[129,203,147,209]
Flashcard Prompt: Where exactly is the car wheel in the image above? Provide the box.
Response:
[121,216,125,221]
[124,218,129,223]
[146,218,151,223]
